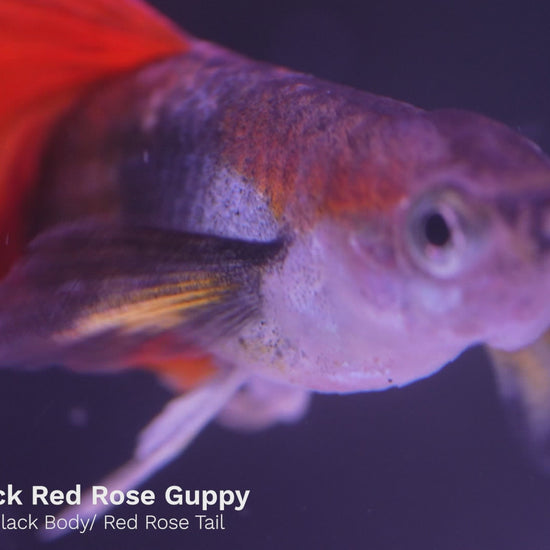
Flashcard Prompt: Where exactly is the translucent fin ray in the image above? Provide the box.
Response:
[41,368,248,541]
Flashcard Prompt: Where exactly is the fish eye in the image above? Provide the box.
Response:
[405,188,475,278]
[423,211,452,247]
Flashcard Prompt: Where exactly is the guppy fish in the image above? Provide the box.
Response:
[2,0,550,522]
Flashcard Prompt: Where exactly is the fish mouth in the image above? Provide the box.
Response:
[495,191,550,258]
[487,192,550,349]
[530,196,550,253]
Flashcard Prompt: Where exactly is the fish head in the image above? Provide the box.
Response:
[357,108,550,351]
[252,107,550,391]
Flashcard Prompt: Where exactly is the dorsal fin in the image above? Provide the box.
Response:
[0,0,190,277]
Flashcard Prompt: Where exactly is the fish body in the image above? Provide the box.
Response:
[2,0,550,526]
[16,38,550,392]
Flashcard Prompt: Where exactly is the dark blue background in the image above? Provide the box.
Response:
[2,1,550,549]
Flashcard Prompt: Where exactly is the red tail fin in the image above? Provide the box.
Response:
[0,0,189,277]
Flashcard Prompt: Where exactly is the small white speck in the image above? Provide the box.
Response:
[142,150,150,163]
[68,406,89,427]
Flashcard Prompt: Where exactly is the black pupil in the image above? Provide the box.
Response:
[423,212,451,247]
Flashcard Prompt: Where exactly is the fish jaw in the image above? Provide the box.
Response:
[211,225,466,393]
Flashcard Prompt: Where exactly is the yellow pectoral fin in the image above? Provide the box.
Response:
[56,278,235,341]
[0,223,283,369]
[487,329,550,472]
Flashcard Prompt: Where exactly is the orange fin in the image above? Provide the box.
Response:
[127,335,219,389]
[0,0,189,277]
[143,356,218,390]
